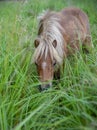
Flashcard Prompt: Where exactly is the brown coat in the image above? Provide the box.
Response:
[58,7,92,55]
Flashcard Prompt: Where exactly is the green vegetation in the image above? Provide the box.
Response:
[0,0,97,130]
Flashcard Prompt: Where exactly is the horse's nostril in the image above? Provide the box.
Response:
[38,84,51,92]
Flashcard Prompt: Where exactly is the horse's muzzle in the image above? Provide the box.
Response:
[38,83,52,92]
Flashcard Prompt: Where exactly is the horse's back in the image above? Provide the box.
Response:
[58,7,92,54]
[60,7,90,34]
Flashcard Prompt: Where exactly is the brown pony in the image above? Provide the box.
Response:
[33,7,93,91]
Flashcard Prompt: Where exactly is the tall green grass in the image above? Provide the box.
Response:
[0,0,97,130]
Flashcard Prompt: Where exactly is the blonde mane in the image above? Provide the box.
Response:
[33,10,65,64]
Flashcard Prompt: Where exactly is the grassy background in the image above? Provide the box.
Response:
[0,0,97,130]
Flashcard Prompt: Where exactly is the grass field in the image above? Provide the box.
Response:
[0,0,97,130]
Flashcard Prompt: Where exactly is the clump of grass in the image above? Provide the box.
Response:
[0,0,97,130]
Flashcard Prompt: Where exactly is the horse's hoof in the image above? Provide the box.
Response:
[38,84,51,92]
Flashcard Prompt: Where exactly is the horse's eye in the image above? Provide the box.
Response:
[35,62,38,66]
[53,61,56,66]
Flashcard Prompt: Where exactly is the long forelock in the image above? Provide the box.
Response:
[33,42,62,64]
[33,10,65,64]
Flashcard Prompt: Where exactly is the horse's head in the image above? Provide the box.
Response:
[34,38,58,91]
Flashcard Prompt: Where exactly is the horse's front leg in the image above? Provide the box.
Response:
[54,62,65,80]
[54,68,61,80]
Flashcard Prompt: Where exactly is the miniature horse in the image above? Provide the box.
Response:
[33,7,93,91]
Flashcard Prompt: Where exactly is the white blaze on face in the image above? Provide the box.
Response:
[42,61,47,70]
[41,61,52,89]
[41,61,48,81]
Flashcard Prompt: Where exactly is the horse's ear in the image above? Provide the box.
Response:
[34,39,40,48]
[52,40,57,48]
